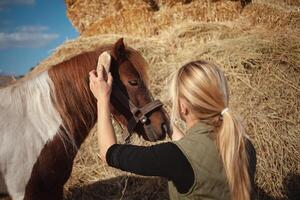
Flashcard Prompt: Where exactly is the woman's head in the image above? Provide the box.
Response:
[170,60,251,200]
[170,60,229,126]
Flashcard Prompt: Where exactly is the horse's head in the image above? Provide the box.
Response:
[47,38,169,143]
[107,38,170,141]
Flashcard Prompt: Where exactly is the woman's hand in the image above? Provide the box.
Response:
[89,52,113,103]
[90,52,117,162]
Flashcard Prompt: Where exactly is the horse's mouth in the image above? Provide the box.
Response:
[139,122,168,142]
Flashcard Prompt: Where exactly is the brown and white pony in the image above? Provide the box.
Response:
[0,38,170,200]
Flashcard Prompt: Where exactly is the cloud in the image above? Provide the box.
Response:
[16,25,49,32]
[0,69,10,76]
[0,0,35,11]
[0,25,59,49]
[0,0,34,7]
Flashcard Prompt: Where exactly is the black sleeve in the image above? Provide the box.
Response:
[106,142,194,194]
[245,139,257,199]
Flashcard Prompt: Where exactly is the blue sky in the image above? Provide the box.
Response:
[0,0,79,75]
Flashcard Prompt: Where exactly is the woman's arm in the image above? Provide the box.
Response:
[89,52,116,162]
[106,142,194,193]
[97,99,116,162]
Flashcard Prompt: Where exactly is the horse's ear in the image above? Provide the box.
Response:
[113,38,126,62]
[97,51,111,73]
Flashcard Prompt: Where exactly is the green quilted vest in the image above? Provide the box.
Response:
[168,122,231,200]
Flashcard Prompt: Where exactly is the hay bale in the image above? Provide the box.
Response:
[242,2,300,29]
[255,0,300,7]
[82,1,242,37]
[65,0,150,33]
[154,1,242,31]
[82,7,156,37]
[66,0,243,36]
[65,0,300,35]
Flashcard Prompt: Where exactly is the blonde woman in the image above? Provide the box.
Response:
[89,53,256,200]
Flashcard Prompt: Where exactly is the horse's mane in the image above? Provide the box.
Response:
[4,43,149,86]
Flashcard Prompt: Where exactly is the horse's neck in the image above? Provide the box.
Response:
[0,69,96,150]
[0,71,63,147]
[48,66,98,148]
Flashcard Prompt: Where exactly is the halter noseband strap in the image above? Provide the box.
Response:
[111,84,163,142]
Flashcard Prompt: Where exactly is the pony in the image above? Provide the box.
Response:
[0,38,170,200]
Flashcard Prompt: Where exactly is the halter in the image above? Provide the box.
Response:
[111,84,164,142]
[106,52,165,142]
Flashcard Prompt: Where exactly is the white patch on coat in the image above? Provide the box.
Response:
[0,72,62,200]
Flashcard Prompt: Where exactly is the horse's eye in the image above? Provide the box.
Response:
[128,80,139,86]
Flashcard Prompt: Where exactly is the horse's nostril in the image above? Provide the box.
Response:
[161,123,168,135]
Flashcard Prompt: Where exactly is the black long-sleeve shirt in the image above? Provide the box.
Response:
[106,142,194,193]
[106,140,256,195]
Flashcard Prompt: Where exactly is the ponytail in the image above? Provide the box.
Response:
[217,110,251,200]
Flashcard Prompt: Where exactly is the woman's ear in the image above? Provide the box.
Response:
[180,102,187,115]
[179,98,189,121]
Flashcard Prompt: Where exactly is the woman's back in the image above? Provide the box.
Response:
[168,122,256,200]
[169,122,230,200]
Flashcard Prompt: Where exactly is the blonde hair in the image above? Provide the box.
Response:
[170,60,251,200]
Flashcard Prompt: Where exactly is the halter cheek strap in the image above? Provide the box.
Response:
[111,84,164,142]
